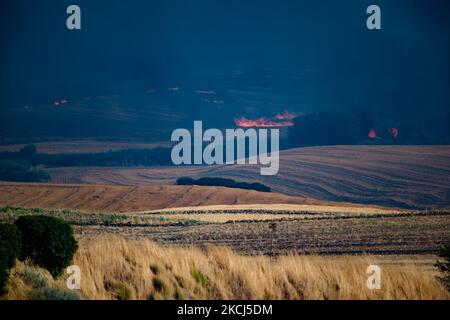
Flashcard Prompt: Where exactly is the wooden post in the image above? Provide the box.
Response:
[269,222,277,260]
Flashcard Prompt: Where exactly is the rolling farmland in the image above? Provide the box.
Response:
[48,145,450,209]
[0,183,357,212]
[1,201,448,256]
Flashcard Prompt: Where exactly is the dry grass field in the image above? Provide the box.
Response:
[4,236,449,300]
[47,145,450,209]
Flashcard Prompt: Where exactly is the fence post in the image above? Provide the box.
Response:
[269,222,277,260]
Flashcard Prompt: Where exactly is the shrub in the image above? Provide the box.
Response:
[15,215,78,277]
[18,144,38,162]
[6,261,82,300]
[115,283,134,300]
[435,243,450,291]
[19,265,52,289]
[175,177,271,192]
[0,159,50,182]
[0,223,21,259]
[0,223,22,294]
[191,269,208,288]
[31,286,82,300]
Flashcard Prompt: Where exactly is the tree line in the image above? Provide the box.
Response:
[176,177,271,193]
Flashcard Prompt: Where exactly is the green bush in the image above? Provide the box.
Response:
[0,223,21,259]
[176,177,271,192]
[15,215,78,277]
[435,243,450,291]
[31,286,82,300]
[19,265,52,289]
[191,269,208,288]
[0,223,22,294]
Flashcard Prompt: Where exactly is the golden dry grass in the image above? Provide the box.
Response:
[148,203,400,214]
[63,236,449,300]
[158,213,298,223]
[149,203,405,223]
[4,261,81,300]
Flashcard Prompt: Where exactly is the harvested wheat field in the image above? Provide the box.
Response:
[0,183,385,213]
[48,145,450,209]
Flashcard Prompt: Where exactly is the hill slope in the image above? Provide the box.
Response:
[0,183,362,212]
[48,145,450,209]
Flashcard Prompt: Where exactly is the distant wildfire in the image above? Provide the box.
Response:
[368,127,399,140]
[391,128,399,139]
[368,128,379,139]
[235,111,298,128]
[274,111,298,120]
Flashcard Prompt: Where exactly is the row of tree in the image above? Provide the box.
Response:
[1,144,173,168]
[176,177,271,193]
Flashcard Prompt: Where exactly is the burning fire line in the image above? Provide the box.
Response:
[235,111,298,128]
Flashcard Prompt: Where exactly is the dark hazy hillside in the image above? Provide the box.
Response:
[288,109,450,147]
[1,1,449,147]
[1,69,449,146]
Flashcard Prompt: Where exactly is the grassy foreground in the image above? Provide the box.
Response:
[4,236,449,300]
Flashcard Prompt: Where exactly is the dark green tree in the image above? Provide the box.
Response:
[435,243,450,291]
[0,223,22,294]
[18,144,38,162]
[15,216,78,277]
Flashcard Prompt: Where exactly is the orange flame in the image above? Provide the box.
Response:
[391,128,399,139]
[234,116,294,127]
